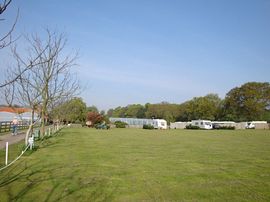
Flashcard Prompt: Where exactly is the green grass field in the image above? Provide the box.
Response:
[0,128,270,201]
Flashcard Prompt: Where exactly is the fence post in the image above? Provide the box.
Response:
[49,127,51,136]
[5,142,8,165]
[28,137,34,150]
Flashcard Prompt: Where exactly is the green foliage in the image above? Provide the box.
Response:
[86,105,98,113]
[126,104,146,118]
[74,120,82,124]
[223,82,270,121]
[143,124,154,129]
[145,103,180,122]
[109,104,145,118]
[110,106,126,117]
[262,110,270,123]
[114,121,127,128]
[107,109,114,117]
[107,82,270,123]
[178,94,222,121]
[50,97,87,123]
[185,124,200,129]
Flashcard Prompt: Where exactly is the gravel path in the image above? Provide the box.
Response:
[0,132,26,149]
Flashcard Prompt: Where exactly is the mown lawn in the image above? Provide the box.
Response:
[0,128,270,201]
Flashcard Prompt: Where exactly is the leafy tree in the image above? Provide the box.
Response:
[145,103,180,122]
[87,105,98,113]
[177,101,190,121]
[51,97,86,123]
[262,110,270,123]
[177,94,221,121]
[106,82,270,123]
[124,104,145,118]
[107,108,114,117]
[111,106,127,117]
[223,82,270,121]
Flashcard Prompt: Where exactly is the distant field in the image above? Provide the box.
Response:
[0,128,270,201]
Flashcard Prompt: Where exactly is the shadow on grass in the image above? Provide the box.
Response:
[0,129,118,201]
[0,161,118,201]
[33,131,64,149]
[0,161,28,187]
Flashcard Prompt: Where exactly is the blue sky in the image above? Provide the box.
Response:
[1,0,270,110]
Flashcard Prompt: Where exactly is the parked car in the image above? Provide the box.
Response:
[95,122,110,130]
[246,122,255,129]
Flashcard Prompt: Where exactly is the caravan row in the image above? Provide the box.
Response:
[171,120,268,130]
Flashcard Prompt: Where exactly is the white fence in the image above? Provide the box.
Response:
[0,125,64,172]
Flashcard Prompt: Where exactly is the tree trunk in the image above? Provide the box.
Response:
[41,84,48,137]
[41,107,46,137]
[25,108,34,146]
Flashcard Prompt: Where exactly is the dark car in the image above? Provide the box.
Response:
[212,123,221,129]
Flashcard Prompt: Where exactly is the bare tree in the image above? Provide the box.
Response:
[0,0,11,13]
[16,68,42,145]
[0,44,49,88]
[1,62,42,145]
[0,0,23,88]
[0,0,18,49]
[0,0,48,88]
[2,70,15,104]
[9,29,80,138]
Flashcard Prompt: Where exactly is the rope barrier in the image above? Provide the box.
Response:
[0,144,30,172]
[0,124,64,172]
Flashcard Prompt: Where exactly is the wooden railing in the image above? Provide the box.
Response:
[0,121,29,133]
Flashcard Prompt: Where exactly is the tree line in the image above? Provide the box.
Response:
[48,82,270,125]
[107,82,270,123]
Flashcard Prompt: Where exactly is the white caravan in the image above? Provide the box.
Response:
[170,122,191,129]
[212,121,236,129]
[191,120,212,130]
[153,119,167,129]
[246,121,267,129]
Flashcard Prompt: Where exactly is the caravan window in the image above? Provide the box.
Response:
[195,122,199,125]
[201,122,203,125]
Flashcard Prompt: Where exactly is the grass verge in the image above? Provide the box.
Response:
[0,128,270,201]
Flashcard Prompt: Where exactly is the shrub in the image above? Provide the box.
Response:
[217,126,235,130]
[143,124,154,130]
[74,120,82,124]
[86,112,104,127]
[114,121,128,128]
[185,124,200,130]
